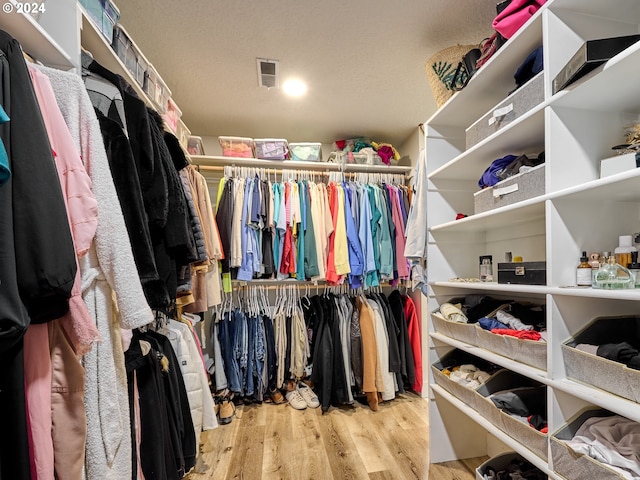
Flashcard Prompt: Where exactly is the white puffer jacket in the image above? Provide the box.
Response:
[167,320,217,448]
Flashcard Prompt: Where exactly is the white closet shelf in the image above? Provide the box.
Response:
[0,5,73,68]
[80,7,162,113]
[551,40,640,112]
[430,384,561,479]
[548,0,640,27]
[430,332,549,383]
[190,155,413,174]
[548,161,640,204]
[428,101,546,182]
[547,286,640,301]
[429,197,546,234]
[548,378,640,424]
[425,7,546,130]
[430,282,548,296]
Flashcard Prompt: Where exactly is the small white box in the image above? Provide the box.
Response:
[600,152,639,178]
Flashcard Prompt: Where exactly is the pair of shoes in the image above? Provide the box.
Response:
[268,388,286,405]
[285,389,308,410]
[297,382,320,409]
[218,400,235,425]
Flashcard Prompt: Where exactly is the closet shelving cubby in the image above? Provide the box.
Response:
[425,0,640,477]
[0,1,74,69]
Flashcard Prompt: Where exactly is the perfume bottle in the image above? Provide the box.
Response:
[593,255,634,289]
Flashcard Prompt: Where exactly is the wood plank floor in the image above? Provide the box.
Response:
[187,392,487,480]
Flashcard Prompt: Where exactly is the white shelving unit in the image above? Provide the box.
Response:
[425,0,640,475]
[0,2,74,69]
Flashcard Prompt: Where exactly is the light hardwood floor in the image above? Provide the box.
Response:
[187,393,486,480]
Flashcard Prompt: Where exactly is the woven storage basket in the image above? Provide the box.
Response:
[426,44,475,108]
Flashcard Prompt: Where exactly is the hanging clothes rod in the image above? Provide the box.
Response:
[194,164,407,184]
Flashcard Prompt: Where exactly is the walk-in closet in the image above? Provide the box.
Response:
[2,1,640,479]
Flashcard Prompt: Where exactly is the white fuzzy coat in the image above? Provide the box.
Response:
[38,66,153,480]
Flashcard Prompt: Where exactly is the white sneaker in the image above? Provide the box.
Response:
[286,389,307,410]
[297,382,320,409]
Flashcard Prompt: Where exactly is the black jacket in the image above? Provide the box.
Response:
[95,109,170,309]
[389,290,415,389]
[0,30,76,331]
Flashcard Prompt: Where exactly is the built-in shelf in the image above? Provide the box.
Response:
[429,197,546,234]
[428,101,547,182]
[547,286,640,301]
[80,6,161,112]
[425,6,547,130]
[431,384,561,479]
[430,281,548,296]
[548,166,640,204]
[190,155,413,174]
[430,332,549,383]
[0,6,73,68]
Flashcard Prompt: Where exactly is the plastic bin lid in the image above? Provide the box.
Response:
[255,138,289,143]
[290,142,321,146]
[219,136,254,142]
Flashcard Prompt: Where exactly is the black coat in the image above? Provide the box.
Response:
[0,30,76,331]
[388,290,415,390]
[95,109,170,309]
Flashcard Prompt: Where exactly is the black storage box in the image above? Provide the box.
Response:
[553,34,640,93]
[497,261,546,285]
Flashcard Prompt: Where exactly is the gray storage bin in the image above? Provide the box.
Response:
[431,311,479,346]
[562,316,640,403]
[431,350,501,411]
[466,71,545,149]
[474,163,545,214]
[551,409,624,480]
[476,370,548,460]
[476,452,547,480]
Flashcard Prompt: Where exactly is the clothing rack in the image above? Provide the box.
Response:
[194,164,406,185]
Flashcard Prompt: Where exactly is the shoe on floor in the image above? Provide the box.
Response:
[297,382,320,408]
[285,389,307,410]
[268,388,286,405]
[218,400,235,425]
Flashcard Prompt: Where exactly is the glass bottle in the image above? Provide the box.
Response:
[627,251,640,288]
[593,255,634,289]
[576,251,592,286]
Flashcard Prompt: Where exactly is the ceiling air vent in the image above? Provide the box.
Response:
[257,58,279,89]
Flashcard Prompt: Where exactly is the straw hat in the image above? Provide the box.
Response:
[426,44,475,108]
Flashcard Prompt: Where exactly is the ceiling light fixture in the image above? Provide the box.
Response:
[282,78,307,97]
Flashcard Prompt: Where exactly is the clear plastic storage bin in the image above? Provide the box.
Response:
[111,24,148,87]
[254,139,289,160]
[187,136,205,156]
[219,136,254,158]
[80,0,120,43]
[143,65,171,113]
[289,142,322,162]
[163,98,182,134]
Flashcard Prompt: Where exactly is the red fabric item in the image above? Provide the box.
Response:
[455,213,467,220]
[404,295,423,393]
[493,0,546,39]
[491,328,541,341]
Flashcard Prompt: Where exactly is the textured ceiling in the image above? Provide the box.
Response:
[116,0,497,147]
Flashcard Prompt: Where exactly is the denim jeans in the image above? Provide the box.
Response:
[219,311,242,393]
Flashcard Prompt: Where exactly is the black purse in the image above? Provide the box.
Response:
[449,47,481,91]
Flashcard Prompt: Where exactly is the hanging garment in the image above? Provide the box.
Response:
[1,33,77,330]
[367,298,395,401]
[39,65,153,480]
[404,294,423,393]
[405,149,427,259]
[388,290,415,390]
